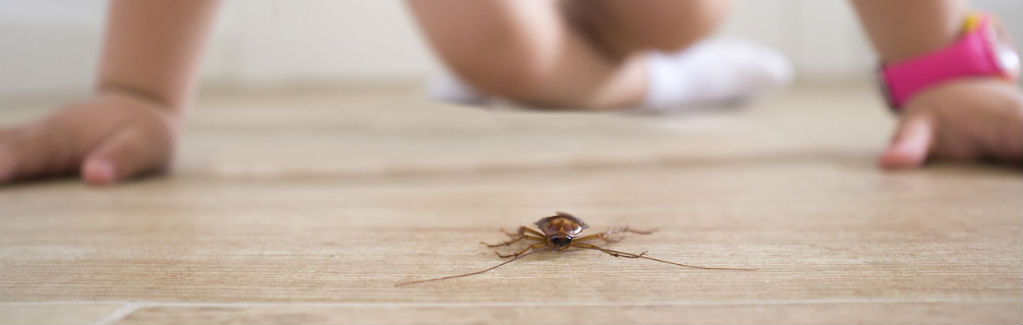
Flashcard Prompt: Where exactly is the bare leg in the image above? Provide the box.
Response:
[408,0,646,109]
[573,242,757,271]
[564,0,731,59]
[411,0,790,112]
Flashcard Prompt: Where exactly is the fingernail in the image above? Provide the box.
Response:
[896,137,912,151]
[84,159,116,185]
[885,145,924,169]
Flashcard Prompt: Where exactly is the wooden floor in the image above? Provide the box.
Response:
[1,84,1020,324]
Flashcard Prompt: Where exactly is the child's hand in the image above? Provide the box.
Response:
[881,78,1023,168]
[0,92,178,185]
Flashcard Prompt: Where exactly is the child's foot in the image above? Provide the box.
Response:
[0,93,178,186]
[428,38,792,113]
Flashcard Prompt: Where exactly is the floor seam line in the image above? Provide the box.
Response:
[3,299,1020,309]
[92,302,144,325]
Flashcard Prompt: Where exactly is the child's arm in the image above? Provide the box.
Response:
[99,0,220,111]
[850,0,1022,168]
[0,0,220,185]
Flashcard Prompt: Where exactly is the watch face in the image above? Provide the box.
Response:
[988,19,1021,79]
[994,42,1020,79]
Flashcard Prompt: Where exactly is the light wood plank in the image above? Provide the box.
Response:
[1,85,1019,323]
[0,304,123,325]
[115,302,1023,325]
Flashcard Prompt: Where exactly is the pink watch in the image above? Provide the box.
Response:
[879,12,1021,110]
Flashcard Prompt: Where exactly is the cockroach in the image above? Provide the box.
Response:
[395,212,756,286]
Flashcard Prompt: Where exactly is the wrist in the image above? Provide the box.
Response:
[878,12,1020,111]
[94,86,184,128]
[96,83,182,114]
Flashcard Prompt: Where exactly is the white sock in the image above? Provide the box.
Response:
[427,71,486,106]
[640,39,793,112]
[428,38,793,113]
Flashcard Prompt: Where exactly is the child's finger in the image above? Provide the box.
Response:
[81,128,170,186]
[0,127,81,183]
[880,115,935,169]
[0,140,14,183]
[0,128,29,183]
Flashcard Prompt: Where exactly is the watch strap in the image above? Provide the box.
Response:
[881,13,1000,109]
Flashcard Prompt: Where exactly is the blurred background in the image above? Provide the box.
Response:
[1,0,1020,101]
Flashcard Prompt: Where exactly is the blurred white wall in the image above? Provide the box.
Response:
[1,0,1021,100]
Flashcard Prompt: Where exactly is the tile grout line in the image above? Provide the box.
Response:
[93,302,144,325]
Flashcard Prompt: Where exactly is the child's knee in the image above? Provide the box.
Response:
[577,0,732,54]
[645,0,731,51]
[438,30,560,100]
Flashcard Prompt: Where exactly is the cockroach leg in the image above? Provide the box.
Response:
[494,242,548,258]
[480,234,544,248]
[572,242,758,271]
[574,226,657,244]
[500,226,547,239]
[394,245,549,287]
